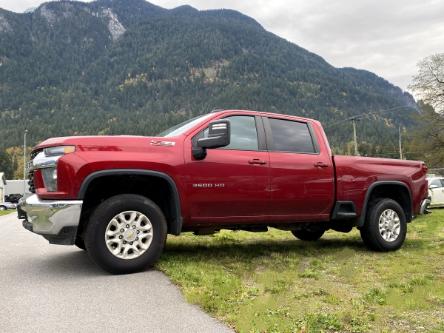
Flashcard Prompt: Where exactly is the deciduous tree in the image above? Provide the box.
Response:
[410,53,444,114]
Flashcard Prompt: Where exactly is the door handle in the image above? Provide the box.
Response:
[248,159,267,165]
[314,162,329,168]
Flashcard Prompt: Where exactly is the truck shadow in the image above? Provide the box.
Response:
[163,237,428,258]
[28,237,427,276]
[26,250,106,277]
[165,238,364,255]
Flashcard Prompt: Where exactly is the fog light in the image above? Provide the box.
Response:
[41,167,57,192]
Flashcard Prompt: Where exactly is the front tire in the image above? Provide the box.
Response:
[360,198,407,251]
[85,194,167,274]
[291,228,325,241]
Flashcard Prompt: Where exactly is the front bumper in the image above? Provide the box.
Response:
[17,194,83,245]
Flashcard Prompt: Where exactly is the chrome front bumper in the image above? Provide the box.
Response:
[18,194,83,245]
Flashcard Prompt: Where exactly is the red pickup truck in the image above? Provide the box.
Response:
[18,110,429,274]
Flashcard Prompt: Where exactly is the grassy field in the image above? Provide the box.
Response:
[0,210,14,216]
[159,209,444,333]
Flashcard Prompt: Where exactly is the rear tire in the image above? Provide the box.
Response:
[360,198,406,251]
[0,206,6,211]
[291,228,325,241]
[85,194,167,274]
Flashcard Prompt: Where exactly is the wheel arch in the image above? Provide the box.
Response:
[77,169,183,236]
[358,181,412,227]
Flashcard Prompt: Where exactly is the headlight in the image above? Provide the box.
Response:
[44,145,76,157]
[33,145,75,192]
[41,167,57,192]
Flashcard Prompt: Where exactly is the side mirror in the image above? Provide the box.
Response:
[198,120,230,149]
[192,120,230,160]
[429,184,439,190]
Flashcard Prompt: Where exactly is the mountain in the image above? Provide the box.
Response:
[0,0,417,154]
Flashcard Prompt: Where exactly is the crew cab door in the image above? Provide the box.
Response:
[264,117,335,221]
[183,115,270,223]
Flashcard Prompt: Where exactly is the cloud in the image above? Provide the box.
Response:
[1,0,442,91]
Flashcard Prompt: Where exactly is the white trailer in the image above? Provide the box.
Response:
[5,180,30,196]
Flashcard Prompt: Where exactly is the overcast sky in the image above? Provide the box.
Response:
[1,0,443,92]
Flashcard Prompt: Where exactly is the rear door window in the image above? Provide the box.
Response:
[268,118,316,153]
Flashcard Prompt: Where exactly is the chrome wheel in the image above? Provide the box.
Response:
[378,209,400,242]
[105,211,153,260]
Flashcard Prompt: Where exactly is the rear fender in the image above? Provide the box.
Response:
[358,181,412,227]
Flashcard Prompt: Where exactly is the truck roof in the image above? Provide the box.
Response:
[213,109,318,124]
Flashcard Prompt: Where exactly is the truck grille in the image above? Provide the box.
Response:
[28,170,35,193]
[28,149,42,193]
[30,149,41,160]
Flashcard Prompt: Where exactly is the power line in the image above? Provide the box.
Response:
[361,117,399,152]
[325,105,418,159]
[324,105,418,129]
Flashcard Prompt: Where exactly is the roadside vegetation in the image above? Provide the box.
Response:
[0,210,14,216]
[159,210,444,332]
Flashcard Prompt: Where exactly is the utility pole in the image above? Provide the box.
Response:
[352,118,359,156]
[23,129,28,195]
[398,125,403,160]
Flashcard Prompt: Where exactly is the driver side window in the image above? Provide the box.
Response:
[193,116,259,151]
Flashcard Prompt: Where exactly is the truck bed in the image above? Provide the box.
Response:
[333,155,428,218]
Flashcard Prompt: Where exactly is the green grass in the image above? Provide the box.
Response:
[0,210,14,216]
[158,209,444,333]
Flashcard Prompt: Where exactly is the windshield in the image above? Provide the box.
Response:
[157,114,213,137]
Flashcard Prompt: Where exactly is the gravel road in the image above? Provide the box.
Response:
[0,213,232,333]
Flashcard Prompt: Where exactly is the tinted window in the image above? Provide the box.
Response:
[268,118,316,153]
[193,116,259,151]
[224,116,259,151]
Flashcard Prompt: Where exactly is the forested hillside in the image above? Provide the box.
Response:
[0,0,417,155]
